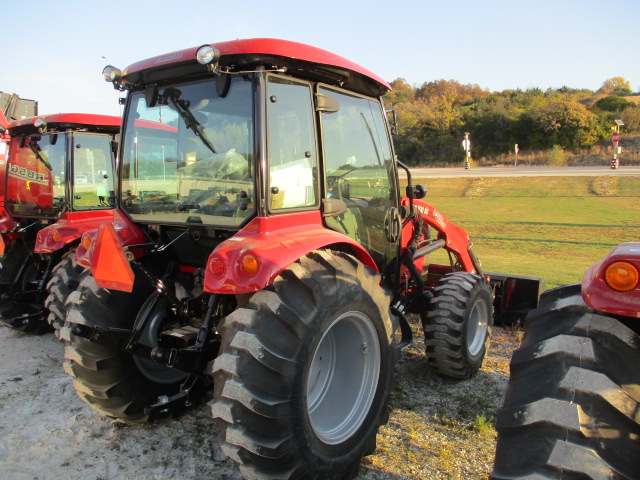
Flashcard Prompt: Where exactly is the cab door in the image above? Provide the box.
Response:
[318,86,400,275]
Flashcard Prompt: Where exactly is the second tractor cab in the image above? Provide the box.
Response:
[62,39,543,479]
[0,113,120,333]
[0,92,38,217]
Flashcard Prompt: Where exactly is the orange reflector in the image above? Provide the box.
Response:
[239,252,260,277]
[91,223,134,292]
[51,229,60,244]
[0,235,5,256]
[605,261,639,292]
[81,233,92,249]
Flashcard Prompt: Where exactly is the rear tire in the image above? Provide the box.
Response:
[210,250,397,480]
[423,272,493,379]
[491,284,640,479]
[0,241,29,299]
[45,250,82,337]
[61,270,186,423]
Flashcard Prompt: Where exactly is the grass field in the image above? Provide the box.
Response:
[408,175,640,289]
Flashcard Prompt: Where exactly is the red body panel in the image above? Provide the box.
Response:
[582,242,640,318]
[122,38,391,95]
[6,136,55,212]
[0,111,9,202]
[203,211,377,294]
[34,210,117,254]
[75,209,146,269]
[0,127,8,216]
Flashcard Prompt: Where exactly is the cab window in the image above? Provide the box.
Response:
[267,76,318,210]
[319,87,398,268]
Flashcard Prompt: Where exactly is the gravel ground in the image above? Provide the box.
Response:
[0,318,519,480]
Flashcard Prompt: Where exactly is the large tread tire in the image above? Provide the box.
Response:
[60,269,185,423]
[44,250,82,338]
[209,250,397,480]
[491,284,640,479]
[423,272,493,379]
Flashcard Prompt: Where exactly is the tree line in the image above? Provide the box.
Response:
[384,76,640,166]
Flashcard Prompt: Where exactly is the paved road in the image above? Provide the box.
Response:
[406,165,640,178]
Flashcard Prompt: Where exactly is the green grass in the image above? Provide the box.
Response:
[410,176,640,288]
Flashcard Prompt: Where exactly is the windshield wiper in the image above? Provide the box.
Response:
[164,88,217,155]
[28,139,53,170]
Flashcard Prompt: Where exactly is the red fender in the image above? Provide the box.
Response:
[204,211,378,294]
[34,210,116,254]
[404,197,477,274]
[582,242,640,318]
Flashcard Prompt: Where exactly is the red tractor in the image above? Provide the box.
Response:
[61,39,542,479]
[0,113,120,333]
[492,242,640,479]
[0,93,39,216]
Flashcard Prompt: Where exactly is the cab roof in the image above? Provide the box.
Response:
[121,38,392,97]
[9,113,121,135]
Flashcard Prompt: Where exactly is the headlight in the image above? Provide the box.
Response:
[196,45,220,65]
[102,65,122,83]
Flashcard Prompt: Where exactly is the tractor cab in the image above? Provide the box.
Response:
[97,39,404,291]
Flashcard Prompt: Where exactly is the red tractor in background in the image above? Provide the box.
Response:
[0,92,39,214]
[492,242,640,479]
[61,39,543,480]
[0,113,120,333]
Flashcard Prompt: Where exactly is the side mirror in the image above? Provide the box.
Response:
[315,93,340,113]
[406,184,427,199]
[322,197,347,217]
[386,109,398,135]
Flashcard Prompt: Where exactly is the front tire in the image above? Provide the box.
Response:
[61,269,187,423]
[422,272,493,379]
[210,250,397,480]
[491,284,640,479]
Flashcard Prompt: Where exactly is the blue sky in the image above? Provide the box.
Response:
[3,0,639,117]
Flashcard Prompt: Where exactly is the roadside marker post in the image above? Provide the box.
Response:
[611,119,623,169]
[462,132,471,169]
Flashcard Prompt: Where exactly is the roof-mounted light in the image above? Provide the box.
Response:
[196,45,220,65]
[102,65,122,83]
[34,118,47,132]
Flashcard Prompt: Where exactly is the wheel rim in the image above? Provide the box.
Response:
[307,311,380,445]
[467,298,489,357]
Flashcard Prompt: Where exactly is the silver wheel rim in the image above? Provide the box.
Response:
[467,298,489,357]
[307,311,380,445]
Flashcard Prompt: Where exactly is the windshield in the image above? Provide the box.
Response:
[6,133,66,218]
[72,133,116,210]
[120,76,255,227]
